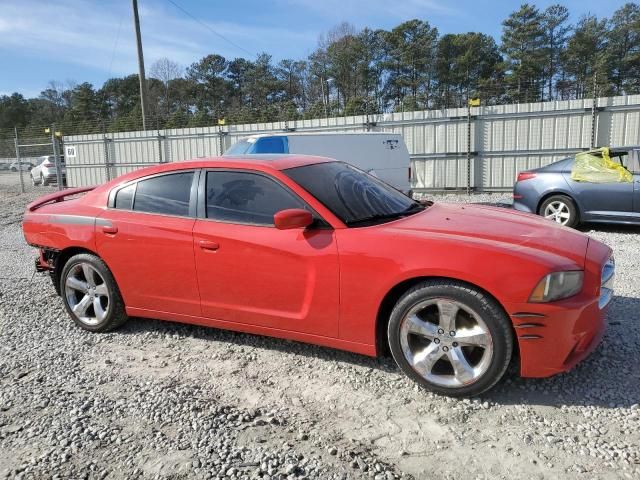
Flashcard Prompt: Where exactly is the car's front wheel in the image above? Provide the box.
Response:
[60,253,128,332]
[539,195,578,228]
[388,280,513,397]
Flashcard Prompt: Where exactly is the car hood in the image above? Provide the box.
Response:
[387,203,589,267]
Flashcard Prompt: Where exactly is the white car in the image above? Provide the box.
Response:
[9,161,33,172]
[30,156,66,186]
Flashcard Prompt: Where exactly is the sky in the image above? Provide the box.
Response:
[0,0,632,98]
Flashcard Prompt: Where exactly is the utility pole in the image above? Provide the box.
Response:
[590,71,598,149]
[132,0,149,130]
[51,125,63,191]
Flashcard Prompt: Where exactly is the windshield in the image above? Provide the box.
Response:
[225,140,253,155]
[283,161,423,226]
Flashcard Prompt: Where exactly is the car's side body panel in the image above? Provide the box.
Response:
[95,209,201,316]
[193,219,340,337]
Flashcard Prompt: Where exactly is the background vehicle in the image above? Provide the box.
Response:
[224,132,411,192]
[30,155,67,186]
[513,147,640,227]
[23,155,613,397]
[9,161,33,172]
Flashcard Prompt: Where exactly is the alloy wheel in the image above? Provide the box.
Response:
[543,201,571,225]
[399,298,494,388]
[64,262,110,326]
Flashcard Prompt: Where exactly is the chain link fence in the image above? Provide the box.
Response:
[0,125,66,195]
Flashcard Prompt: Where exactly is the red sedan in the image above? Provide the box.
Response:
[22,156,614,397]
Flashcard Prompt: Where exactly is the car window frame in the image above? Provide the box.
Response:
[107,169,200,219]
[197,168,330,229]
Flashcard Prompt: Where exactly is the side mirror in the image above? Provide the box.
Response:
[274,209,313,230]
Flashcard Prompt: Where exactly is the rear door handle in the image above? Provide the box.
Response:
[199,240,220,251]
[102,225,118,234]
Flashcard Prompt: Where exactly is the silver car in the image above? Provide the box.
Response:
[30,156,66,186]
[513,147,640,227]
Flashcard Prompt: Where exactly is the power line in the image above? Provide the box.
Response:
[164,0,257,58]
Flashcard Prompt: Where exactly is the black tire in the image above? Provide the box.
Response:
[41,174,49,187]
[388,280,513,397]
[60,253,128,332]
[538,194,579,228]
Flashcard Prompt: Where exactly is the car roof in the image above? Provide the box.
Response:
[100,154,336,189]
[176,154,334,170]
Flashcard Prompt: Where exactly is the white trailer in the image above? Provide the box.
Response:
[224,132,411,192]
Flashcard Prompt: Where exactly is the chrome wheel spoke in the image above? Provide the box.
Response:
[412,342,443,377]
[73,294,92,317]
[66,276,88,293]
[455,326,489,347]
[94,283,108,296]
[405,314,439,339]
[93,297,107,321]
[82,264,96,287]
[436,300,458,332]
[447,347,476,384]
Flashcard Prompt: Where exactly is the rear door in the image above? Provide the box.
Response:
[96,170,201,316]
[192,169,339,337]
[568,151,634,220]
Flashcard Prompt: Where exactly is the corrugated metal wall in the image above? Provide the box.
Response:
[63,95,640,191]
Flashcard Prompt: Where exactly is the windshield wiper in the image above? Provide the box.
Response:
[346,203,425,226]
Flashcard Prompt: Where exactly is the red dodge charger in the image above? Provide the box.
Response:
[22,155,614,396]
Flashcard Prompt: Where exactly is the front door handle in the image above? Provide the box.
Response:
[199,240,220,251]
[102,225,118,234]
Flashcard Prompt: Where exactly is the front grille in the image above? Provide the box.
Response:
[599,256,615,309]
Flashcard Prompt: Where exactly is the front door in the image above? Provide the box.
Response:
[96,171,201,316]
[192,169,339,337]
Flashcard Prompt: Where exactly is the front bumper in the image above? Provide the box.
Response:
[512,296,608,378]
[512,239,613,378]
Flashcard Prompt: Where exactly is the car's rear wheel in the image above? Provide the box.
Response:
[539,195,578,228]
[41,174,49,187]
[60,253,127,332]
[388,280,513,397]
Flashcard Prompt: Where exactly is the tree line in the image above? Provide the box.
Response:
[2,3,640,136]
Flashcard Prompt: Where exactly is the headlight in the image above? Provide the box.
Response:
[529,271,584,303]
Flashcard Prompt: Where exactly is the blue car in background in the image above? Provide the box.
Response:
[513,147,640,228]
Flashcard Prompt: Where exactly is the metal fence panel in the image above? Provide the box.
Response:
[63,95,640,191]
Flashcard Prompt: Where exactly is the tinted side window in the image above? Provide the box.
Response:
[133,172,193,216]
[252,137,286,154]
[114,184,135,210]
[206,171,305,225]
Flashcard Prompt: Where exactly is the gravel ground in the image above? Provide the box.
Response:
[1,180,639,480]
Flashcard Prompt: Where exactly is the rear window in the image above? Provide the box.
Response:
[132,172,193,216]
[114,184,135,210]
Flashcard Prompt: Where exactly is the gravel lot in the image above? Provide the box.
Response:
[1,179,639,480]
